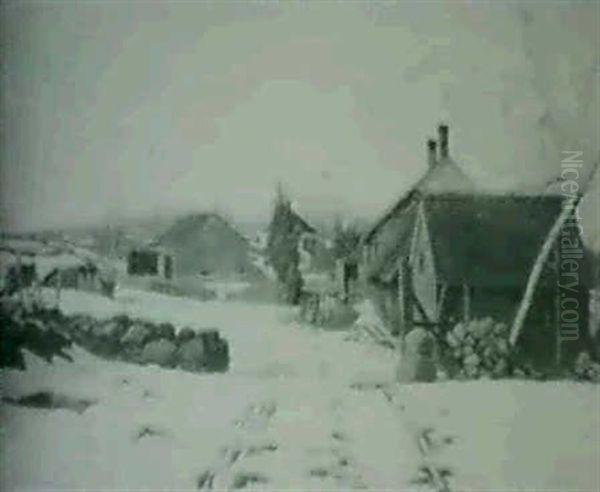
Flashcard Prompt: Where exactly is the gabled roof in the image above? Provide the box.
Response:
[156,213,247,246]
[423,194,590,287]
[418,157,474,194]
[366,202,418,283]
[364,157,473,243]
[289,209,317,234]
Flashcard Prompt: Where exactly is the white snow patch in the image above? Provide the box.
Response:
[2,288,598,491]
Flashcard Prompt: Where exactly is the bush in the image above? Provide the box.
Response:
[0,304,72,369]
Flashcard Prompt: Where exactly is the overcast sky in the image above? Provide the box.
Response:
[1,1,598,241]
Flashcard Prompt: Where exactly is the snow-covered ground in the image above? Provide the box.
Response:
[1,288,599,491]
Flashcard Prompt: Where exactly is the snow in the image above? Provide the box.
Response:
[250,252,276,279]
[202,279,251,301]
[303,272,335,294]
[2,288,599,491]
[34,253,86,280]
[395,381,600,491]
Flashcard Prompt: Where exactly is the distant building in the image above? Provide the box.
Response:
[154,213,254,278]
[1,239,116,298]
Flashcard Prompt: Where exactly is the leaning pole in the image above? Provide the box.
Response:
[509,155,599,349]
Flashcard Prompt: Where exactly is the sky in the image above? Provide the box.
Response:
[1,1,598,244]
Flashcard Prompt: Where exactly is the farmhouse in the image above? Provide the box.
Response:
[362,125,591,368]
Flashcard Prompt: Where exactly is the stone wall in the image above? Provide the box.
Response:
[1,301,229,373]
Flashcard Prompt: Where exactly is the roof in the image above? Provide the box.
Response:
[367,202,418,283]
[422,194,591,287]
[289,209,316,234]
[156,213,247,246]
[364,157,473,243]
[418,156,474,194]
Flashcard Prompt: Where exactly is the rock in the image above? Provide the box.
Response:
[493,359,508,377]
[112,314,132,328]
[464,364,479,378]
[464,353,480,367]
[494,322,508,336]
[176,327,196,343]
[446,332,458,348]
[496,338,509,355]
[156,322,176,341]
[121,323,151,347]
[396,328,437,383]
[453,323,466,340]
[140,339,178,368]
[176,337,206,371]
[92,320,119,339]
[204,338,229,372]
[200,330,220,352]
[197,330,229,372]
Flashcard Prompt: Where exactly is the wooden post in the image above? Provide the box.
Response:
[554,247,562,367]
[402,259,413,334]
[463,284,471,322]
[436,283,448,321]
[510,156,599,347]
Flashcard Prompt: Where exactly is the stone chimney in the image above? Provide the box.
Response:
[438,124,449,160]
[427,138,437,168]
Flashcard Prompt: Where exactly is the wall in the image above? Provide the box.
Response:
[409,203,438,322]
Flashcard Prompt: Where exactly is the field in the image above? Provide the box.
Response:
[1,288,598,491]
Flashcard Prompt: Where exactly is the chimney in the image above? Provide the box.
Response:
[438,124,449,160]
[427,138,437,168]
